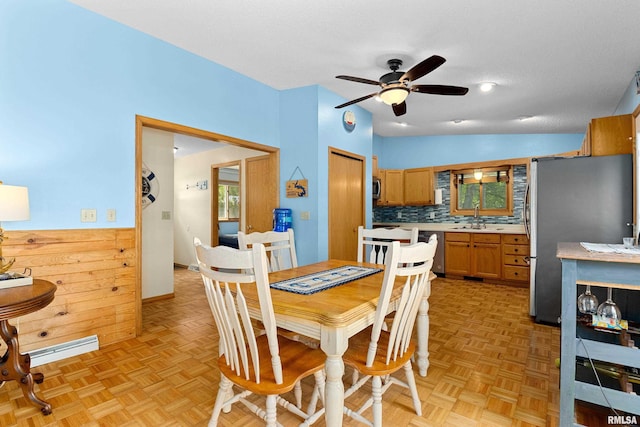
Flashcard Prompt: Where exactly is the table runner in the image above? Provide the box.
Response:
[270,265,382,295]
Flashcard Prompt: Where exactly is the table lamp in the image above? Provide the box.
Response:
[0,182,30,273]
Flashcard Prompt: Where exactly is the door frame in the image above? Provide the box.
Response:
[211,160,241,247]
[135,115,278,334]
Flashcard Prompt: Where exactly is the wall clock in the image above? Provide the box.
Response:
[342,110,356,132]
[141,164,159,209]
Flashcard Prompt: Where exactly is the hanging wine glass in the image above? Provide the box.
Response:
[577,285,599,314]
[597,287,621,320]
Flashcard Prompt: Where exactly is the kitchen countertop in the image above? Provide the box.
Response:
[373,222,526,234]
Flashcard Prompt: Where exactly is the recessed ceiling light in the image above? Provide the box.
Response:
[452,119,464,124]
[518,115,533,121]
[397,122,408,127]
[479,82,497,92]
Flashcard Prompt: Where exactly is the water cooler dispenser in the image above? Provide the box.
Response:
[273,208,292,231]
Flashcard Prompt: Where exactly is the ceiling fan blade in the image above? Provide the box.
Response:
[335,75,380,86]
[335,92,378,109]
[400,55,446,82]
[411,84,469,95]
[392,102,407,116]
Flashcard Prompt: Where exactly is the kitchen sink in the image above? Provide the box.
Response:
[450,225,504,231]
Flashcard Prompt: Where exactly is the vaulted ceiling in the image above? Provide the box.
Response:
[70,0,640,137]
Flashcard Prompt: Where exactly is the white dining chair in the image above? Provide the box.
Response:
[342,239,437,427]
[237,229,320,348]
[238,229,298,272]
[357,226,419,265]
[193,238,325,426]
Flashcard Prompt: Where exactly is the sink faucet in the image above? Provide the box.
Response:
[471,203,484,229]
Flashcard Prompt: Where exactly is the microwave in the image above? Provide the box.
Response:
[372,177,381,200]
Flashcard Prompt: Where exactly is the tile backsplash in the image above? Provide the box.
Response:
[373,165,527,225]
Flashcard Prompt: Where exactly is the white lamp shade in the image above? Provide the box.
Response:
[0,184,30,221]
[379,87,409,106]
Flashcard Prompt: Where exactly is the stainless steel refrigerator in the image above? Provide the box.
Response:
[526,154,634,325]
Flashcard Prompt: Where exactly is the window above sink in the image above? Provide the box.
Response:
[450,166,513,217]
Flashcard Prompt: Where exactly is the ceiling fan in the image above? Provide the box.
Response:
[334,55,469,117]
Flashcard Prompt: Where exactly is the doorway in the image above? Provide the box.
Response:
[328,147,365,261]
[135,115,279,334]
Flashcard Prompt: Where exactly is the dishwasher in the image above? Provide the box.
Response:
[418,230,444,275]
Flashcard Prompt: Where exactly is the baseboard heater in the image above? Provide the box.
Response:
[30,335,99,367]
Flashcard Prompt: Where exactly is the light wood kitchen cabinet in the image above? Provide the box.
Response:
[378,169,404,206]
[444,232,471,275]
[583,114,633,156]
[372,155,379,178]
[502,234,530,283]
[404,167,434,205]
[445,232,501,279]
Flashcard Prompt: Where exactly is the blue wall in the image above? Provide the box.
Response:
[614,73,640,115]
[278,86,374,264]
[1,0,280,231]
[374,133,584,169]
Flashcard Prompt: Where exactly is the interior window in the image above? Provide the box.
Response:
[218,182,240,220]
[450,166,513,216]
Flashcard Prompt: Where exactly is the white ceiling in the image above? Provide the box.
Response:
[70,0,640,138]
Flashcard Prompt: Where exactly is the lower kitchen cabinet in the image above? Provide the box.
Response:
[446,232,530,284]
[445,232,501,279]
[444,233,471,276]
[502,234,530,282]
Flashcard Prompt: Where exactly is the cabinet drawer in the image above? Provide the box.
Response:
[473,233,500,244]
[503,266,529,282]
[445,232,470,242]
[503,244,530,256]
[502,234,528,245]
[503,254,529,266]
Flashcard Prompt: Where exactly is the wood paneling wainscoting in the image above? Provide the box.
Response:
[3,228,137,352]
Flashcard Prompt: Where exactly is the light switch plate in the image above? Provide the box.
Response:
[300,211,310,220]
[106,209,116,222]
[81,209,97,223]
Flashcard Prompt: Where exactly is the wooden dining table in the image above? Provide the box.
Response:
[241,259,436,426]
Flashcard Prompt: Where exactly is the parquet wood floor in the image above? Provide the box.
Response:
[0,268,616,426]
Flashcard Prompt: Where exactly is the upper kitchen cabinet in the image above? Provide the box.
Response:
[404,167,434,205]
[582,114,633,156]
[378,169,404,206]
[372,155,379,178]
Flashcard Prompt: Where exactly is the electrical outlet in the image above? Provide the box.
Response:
[81,209,97,223]
[161,211,171,220]
[429,212,435,220]
[397,212,402,219]
[300,211,310,220]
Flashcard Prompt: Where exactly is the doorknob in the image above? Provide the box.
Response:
[247,225,253,231]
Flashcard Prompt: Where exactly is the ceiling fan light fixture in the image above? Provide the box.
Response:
[379,87,409,106]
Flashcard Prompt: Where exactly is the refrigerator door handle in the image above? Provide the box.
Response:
[529,257,537,317]
[524,183,530,240]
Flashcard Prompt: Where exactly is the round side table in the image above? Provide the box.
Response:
[0,279,56,415]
